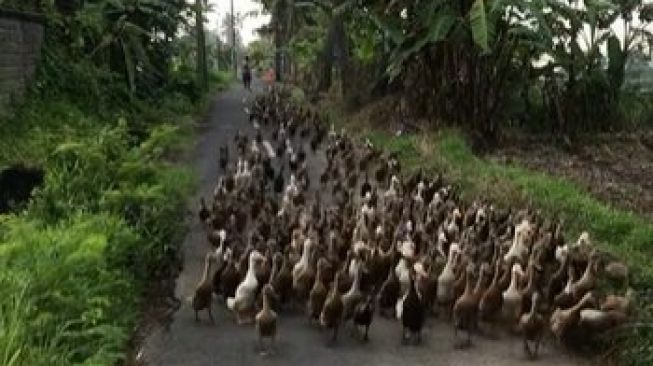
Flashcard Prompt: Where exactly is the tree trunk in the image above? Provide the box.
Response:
[196,0,208,90]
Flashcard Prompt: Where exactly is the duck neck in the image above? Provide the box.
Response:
[269,260,279,285]
[509,270,520,291]
[328,237,336,259]
[331,275,340,295]
[554,255,568,278]
[351,269,361,291]
[246,258,258,282]
[300,245,311,266]
[443,254,454,275]
[582,257,596,280]
[201,255,212,283]
[316,262,324,284]
[464,271,474,295]
[529,296,538,314]
[525,264,535,289]
[262,290,271,311]
[490,262,501,286]
[571,295,592,315]
[399,256,409,270]
[474,270,485,294]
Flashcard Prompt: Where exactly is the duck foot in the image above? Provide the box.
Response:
[415,332,422,345]
[401,329,410,345]
[453,340,472,349]
[523,340,539,360]
[326,327,339,347]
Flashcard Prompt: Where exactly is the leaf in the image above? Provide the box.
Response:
[122,40,136,93]
[607,34,625,88]
[368,13,405,46]
[469,0,490,52]
[425,10,456,44]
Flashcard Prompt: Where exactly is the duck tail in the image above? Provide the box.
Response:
[395,298,403,320]
[227,297,236,311]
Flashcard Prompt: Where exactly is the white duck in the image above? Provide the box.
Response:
[445,208,461,241]
[413,181,426,216]
[290,229,305,254]
[475,206,487,226]
[427,192,443,219]
[437,243,460,306]
[502,263,525,324]
[353,215,371,243]
[555,242,569,263]
[327,123,336,141]
[504,219,532,264]
[395,243,414,297]
[361,191,375,224]
[213,229,227,269]
[278,126,287,143]
[241,160,252,188]
[365,138,373,149]
[250,139,261,159]
[396,261,428,319]
[292,238,314,287]
[384,175,400,209]
[285,174,300,201]
[435,230,448,258]
[227,250,265,324]
[285,138,293,155]
[234,159,244,189]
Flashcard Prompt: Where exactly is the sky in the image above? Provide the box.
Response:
[206,0,270,46]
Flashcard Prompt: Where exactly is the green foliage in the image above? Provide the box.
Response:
[270,0,653,135]
[469,0,489,53]
[0,95,197,363]
[0,215,140,365]
[0,1,232,363]
[0,52,224,366]
[0,106,197,364]
[38,0,193,95]
[247,38,275,70]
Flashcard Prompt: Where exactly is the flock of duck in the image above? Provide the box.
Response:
[190,88,633,358]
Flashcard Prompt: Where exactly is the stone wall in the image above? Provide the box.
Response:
[0,9,44,114]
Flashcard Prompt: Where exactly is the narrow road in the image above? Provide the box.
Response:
[139,81,588,366]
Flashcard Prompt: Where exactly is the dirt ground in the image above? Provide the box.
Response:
[488,132,653,221]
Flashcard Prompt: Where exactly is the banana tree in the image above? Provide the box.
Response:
[46,0,190,93]
[366,0,553,139]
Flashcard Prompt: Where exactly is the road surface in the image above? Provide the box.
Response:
[138,81,588,366]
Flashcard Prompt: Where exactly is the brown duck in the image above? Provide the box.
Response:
[191,252,216,323]
[308,258,330,322]
[256,284,278,355]
[518,292,545,359]
[320,272,344,344]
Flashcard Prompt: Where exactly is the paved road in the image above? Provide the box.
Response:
[139,81,588,366]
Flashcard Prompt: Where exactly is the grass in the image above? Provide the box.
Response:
[0,69,231,365]
[315,94,653,365]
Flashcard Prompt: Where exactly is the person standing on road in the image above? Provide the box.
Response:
[242,55,252,91]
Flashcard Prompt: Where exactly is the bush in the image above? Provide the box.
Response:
[0,60,214,364]
[0,214,141,365]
